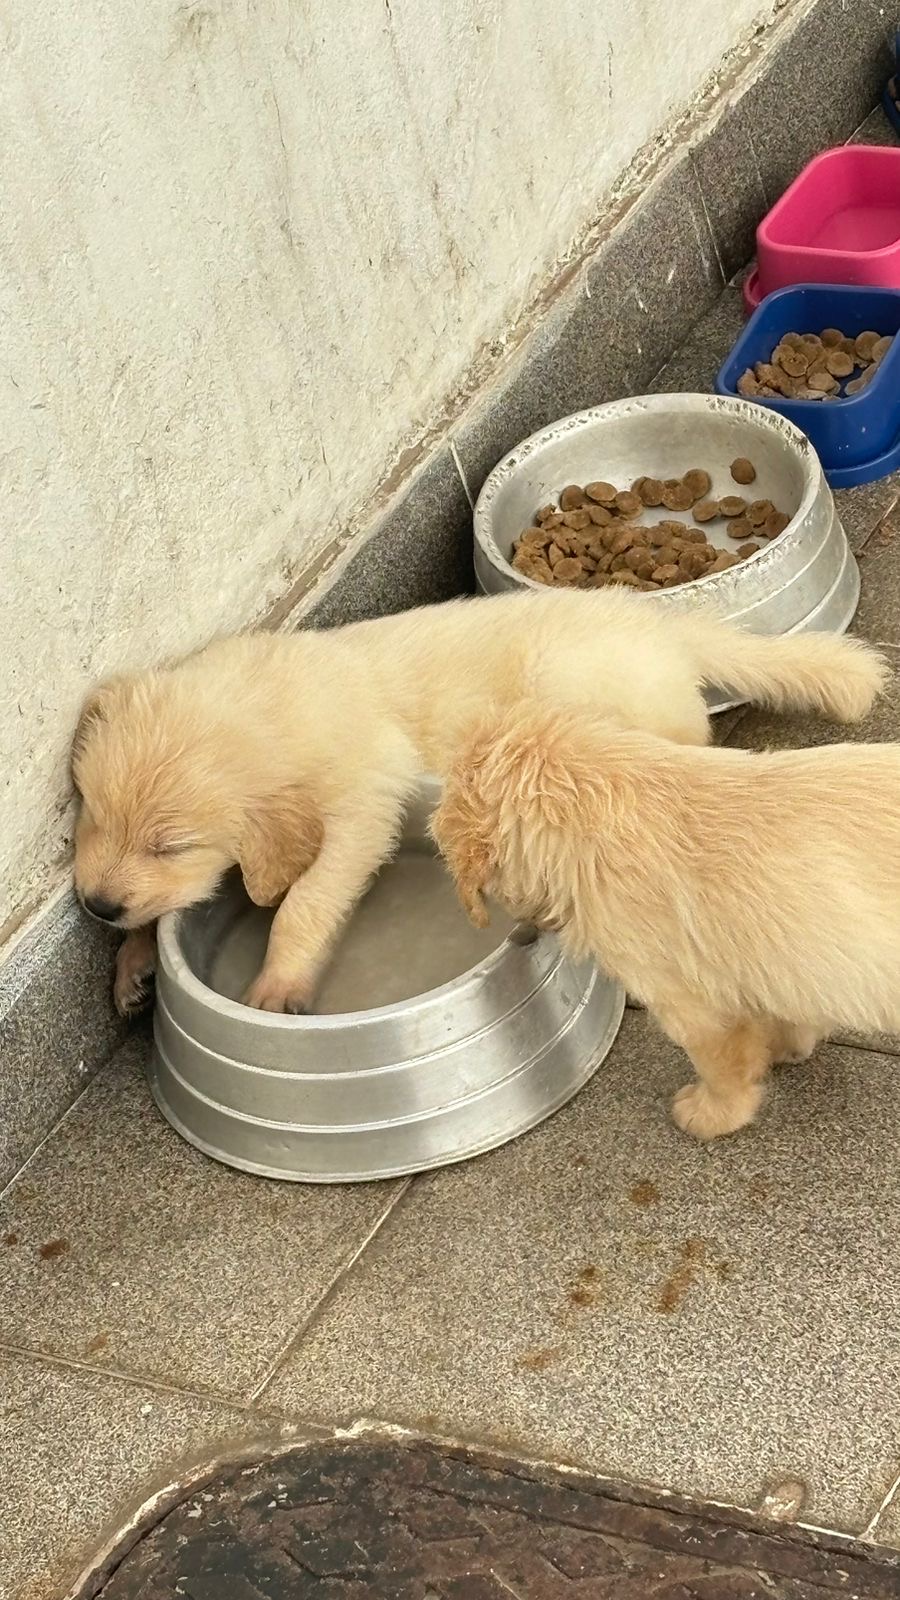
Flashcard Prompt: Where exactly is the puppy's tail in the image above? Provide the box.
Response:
[688,621,888,723]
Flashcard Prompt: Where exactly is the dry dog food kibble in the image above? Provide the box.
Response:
[728,516,751,541]
[584,481,617,505]
[659,482,691,512]
[737,326,893,402]
[638,476,664,506]
[560,485,586,510]
[718,495,747,518]
[511,461,792,592]
[615,490,642,517]
[747,499,773,528]
[691,498,719,523]
[682,468,712,499]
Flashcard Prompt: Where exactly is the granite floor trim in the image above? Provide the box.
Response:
[0,891,124,1192]
[1,0,890,1190]
[300,444,473,631]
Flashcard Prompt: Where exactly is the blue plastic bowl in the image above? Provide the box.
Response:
[715,284,900,488]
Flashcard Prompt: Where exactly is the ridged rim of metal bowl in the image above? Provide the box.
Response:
[149,979,626,1185]
[157,932,577,1060]
[473,392,825,599]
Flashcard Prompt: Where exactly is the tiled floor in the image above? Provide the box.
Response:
[7,104,900,1600]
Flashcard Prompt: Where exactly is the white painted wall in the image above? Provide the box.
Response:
[0,0,775,934]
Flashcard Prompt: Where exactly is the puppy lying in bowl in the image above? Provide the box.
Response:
[71,588,885,1017]
[431,705,900,1140]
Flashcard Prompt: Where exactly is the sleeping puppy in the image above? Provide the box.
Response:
[431,705,900,1140]
[71,587,886,1016]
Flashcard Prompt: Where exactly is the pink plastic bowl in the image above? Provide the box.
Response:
[744,146,900,313]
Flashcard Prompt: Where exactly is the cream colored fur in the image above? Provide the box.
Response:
[71,588,886,1015]
[431,706,900,1140]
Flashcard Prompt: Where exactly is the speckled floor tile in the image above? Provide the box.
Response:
[261,1010,900,1532]
[0,1038,406,1400]
[835,475,900,554]
[712,705,748,745]
[0,1347,266,1600]
[852,504,900,642]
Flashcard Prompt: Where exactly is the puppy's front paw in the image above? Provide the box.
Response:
[671,1080,760,1140]
[114,933,157,1018]
[243,970,312,1015]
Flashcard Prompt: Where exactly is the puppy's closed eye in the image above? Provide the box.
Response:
[148,839,201,858]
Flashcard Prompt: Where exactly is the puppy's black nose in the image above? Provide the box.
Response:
[82,893,124,924]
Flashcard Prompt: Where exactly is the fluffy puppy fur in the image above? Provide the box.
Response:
[431,706,900,1140]
[72,588,886,1016]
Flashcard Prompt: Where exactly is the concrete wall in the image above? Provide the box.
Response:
[0,0,776,935]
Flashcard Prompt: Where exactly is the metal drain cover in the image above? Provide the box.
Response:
[83,1440,900,1598]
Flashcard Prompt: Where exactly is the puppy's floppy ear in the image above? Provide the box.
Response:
[238,785,323,907]
[431,776,495,930]
[71,676,137,774]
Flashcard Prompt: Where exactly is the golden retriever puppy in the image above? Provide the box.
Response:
[72,588,886,1016]
[431,706,900,1140]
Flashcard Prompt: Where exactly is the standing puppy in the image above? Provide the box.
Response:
[72,588,886,1016]
[431,707,900,1139]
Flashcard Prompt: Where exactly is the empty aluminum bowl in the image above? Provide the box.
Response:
[473,393,858,711]
[149,781,624,1183]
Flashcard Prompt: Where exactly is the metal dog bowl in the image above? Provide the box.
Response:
[473,393,858,712]
[149,781,624,1183]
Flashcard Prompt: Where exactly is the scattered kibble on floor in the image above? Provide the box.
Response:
[511,459,790,590]
[737,328,893,402]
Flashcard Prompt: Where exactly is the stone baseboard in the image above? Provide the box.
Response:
[0,892,123,1188]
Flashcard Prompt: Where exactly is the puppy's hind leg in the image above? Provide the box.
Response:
[768,1020,822,1065]
[657,1001,772,1140]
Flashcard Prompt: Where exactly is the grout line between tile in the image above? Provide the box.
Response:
[716,706,749,746]
[0,1067,99,1202]
[859,502,900,558]
[861,1469,900,1542]
[0,1338,267,1414]
[449,438,474,511]
[831,1035,900,1060]
[490,1572,527,1598]
[247,1175,416,1404]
